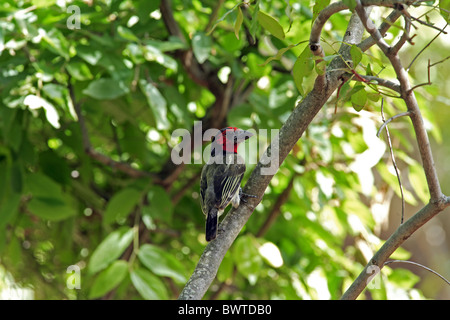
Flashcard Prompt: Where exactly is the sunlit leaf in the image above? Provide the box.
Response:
[293,45,314,95]
[342,0,357,11]
[139,80,170,130]
[89,260,128,299]
[88,227,134,274]
[192,31,212,64]
[130,268,169,300]
[257,11,285,40]
[408,164,429,204]
[261,42,302,66]
[235,7,244,39]
[83,78,130,100]
[351,86,367,111]
[103,188,143,226]
[232,235,263,285]
[138,244,187,283]
[350,44,363,67]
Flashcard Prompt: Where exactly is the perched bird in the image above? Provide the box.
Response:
[200,127,255,241]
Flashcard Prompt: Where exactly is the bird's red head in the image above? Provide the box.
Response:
[211,127,253,155]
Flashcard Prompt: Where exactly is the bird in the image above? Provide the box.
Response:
[200,127,255,241]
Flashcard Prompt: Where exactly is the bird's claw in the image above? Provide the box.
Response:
[239,188,257,203]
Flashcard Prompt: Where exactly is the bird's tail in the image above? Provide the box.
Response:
[205,207,218,242]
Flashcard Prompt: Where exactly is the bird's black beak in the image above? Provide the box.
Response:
[235,129,254,143]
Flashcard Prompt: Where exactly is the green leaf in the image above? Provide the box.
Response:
[117,25,139,42]
[25,173,75,221]
[250,0,261,38]
[10,162,22,193]
[217,251,234,282]
[138,244,187,283]
[389,246,411,260]
[192,31,212,64]
[31,0,56,8]
[257,11,285,40]
[27,196,75,221]
[42,28,70,60]
[232,235,263,285]
[145,185,174,223]
[130,268,168,300]
[261,42,300,66]
[388,268,420,288]
[89,260,128,299]
[315,60,327,75]
[408,164,429,204]
[351,85,367,111]
[144,38,186,52]
[293,46,314,95]
[342,0,357,12]
[439,0,450,22]
[235,7,244,40]
[139,80,170,130]
[103,188,142,226]
[76,45,102,65]
[83,78,130,100]
[350,44,363,67]
[246,52,272,78]
[376,162,418,206]
[313,0,331,22]
[0,192,21,229]
[88,227,134,274]
[66,61,93,81]
[207,2,242,35]
[143,44,178,71]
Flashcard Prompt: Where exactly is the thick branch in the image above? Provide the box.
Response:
[354,75,401,93]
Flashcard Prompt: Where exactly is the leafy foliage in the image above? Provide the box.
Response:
[0,0,449,300]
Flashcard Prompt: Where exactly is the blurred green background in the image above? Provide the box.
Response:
[0,0,449,299]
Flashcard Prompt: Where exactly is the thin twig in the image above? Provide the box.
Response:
[384,260,450,286]
[376,111,411,137]
[406,23,448,72]
[380,99,406,224]
[429,55,450,67]
[391,12,412,54]
[409,59,432,92]
[409,15,448,34]
[355,74,401,94]
[204,0,225,33]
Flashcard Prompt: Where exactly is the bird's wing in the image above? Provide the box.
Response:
[200,165,208,216]
[213,162,246,210]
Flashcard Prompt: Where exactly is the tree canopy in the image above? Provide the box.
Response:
[0,0,449,300]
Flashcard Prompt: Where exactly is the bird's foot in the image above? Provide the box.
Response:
[239,187,257,203]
